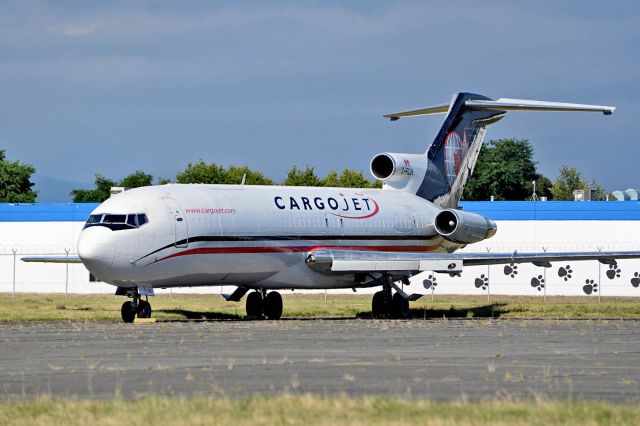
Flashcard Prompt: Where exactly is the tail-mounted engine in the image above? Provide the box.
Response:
[369,153,428,191]
[434,209,497,244]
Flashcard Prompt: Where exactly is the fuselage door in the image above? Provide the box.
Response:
[161,197,189,248]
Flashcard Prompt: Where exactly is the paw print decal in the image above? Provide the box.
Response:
[631,272,640,288]
[474,274,489,290]
[503,263,518,278]
[530,275,545,291]
[583,279,598,295]
[606,264,622,280]
[558,265,573,281]
[423,274,438,290]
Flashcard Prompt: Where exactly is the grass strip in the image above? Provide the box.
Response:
[1,395,639,426]
[1,293,640,322]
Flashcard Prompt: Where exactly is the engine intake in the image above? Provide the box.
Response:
[369,152,427,183]
[434,209,497,244]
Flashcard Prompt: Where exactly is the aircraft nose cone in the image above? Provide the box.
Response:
[78,226,115,274]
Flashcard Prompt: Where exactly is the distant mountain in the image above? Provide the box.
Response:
[32,174,92,203]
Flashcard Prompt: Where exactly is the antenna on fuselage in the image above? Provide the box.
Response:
[240,174,246,186]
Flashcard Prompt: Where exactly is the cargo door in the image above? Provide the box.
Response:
[161,197,189,248]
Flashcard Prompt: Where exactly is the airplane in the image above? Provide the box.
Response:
[24,92,640,323]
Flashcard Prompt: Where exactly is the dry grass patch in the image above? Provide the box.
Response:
[1,395,640,426]
[0,293,639,322]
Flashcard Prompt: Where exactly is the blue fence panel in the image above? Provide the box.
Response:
[1,201,639,222]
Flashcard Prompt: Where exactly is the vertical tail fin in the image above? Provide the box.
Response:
[384,93,614,208]
[418,92,506,208]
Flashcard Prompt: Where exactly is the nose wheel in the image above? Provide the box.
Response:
[120,289,153,323]
[245,290,283,320]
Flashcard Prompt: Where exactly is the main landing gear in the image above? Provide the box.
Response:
[371,277,410,319]
[246,290,283,320]
[120,289,152,323]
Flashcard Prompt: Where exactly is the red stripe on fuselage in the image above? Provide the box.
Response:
[151,244,440,264]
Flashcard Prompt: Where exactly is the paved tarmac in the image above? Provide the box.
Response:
[1,318,640,401]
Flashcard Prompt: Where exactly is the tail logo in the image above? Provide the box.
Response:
[444,131,465,186]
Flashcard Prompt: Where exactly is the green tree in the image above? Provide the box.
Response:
[282,165,322,186]
[551,165,606,200]
[176,160,226,184]
[71,171,155,202]
[71,174,116,203]
[534,175,553,200]
[224,165,274,185]
[120,170,153,188]
[463,138,540,201]
[175,161,274,185]
[322,169,381,188]
[0,150,37,202]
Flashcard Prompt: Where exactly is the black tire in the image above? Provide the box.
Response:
[137,300,152,319]
[371,291,386,319]
[121,301,136,323]
[246,292,264,319]
[264,292,283,320]
[391,292,410,319]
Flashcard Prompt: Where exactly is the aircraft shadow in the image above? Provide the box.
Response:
[157,309,243,321]
[356,303,508,320]
[157,303,509,322]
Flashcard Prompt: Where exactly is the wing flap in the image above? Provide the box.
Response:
[306,249,640,274]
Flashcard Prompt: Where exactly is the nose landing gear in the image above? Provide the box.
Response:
[245,290,283,320]
[119,288,153,323]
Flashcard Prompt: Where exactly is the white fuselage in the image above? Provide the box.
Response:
[78,184,459,290]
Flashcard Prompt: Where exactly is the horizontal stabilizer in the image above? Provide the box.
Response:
[22,256,82,264]
[466,98,615,115]
[385,95,615,120]
[384,103,450,120]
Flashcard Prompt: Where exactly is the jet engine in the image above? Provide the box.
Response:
[434,209,497,244]
[370,153,428,188]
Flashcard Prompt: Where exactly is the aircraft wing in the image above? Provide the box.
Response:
[21,256,83,264]
[305,249,640,274]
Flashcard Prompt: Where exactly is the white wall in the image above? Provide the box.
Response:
[1,220,640,296]
[410,221,640,298]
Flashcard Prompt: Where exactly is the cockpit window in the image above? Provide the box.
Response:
[83,213,149,231]
[86,214,103,224]
[103,214,126,224]
[136,213,148,226]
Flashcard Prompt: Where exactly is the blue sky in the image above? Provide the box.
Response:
[1,1,639,199]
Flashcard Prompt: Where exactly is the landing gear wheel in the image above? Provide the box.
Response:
[264,291,283,320]
[246,291,264,319]
[391,292,410,319]
[121,301,136,323]
[137,300,152,319]
[371,291,387,319]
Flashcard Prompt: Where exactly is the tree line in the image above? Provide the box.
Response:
[0,141,609,203]
[70,163,382,202]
